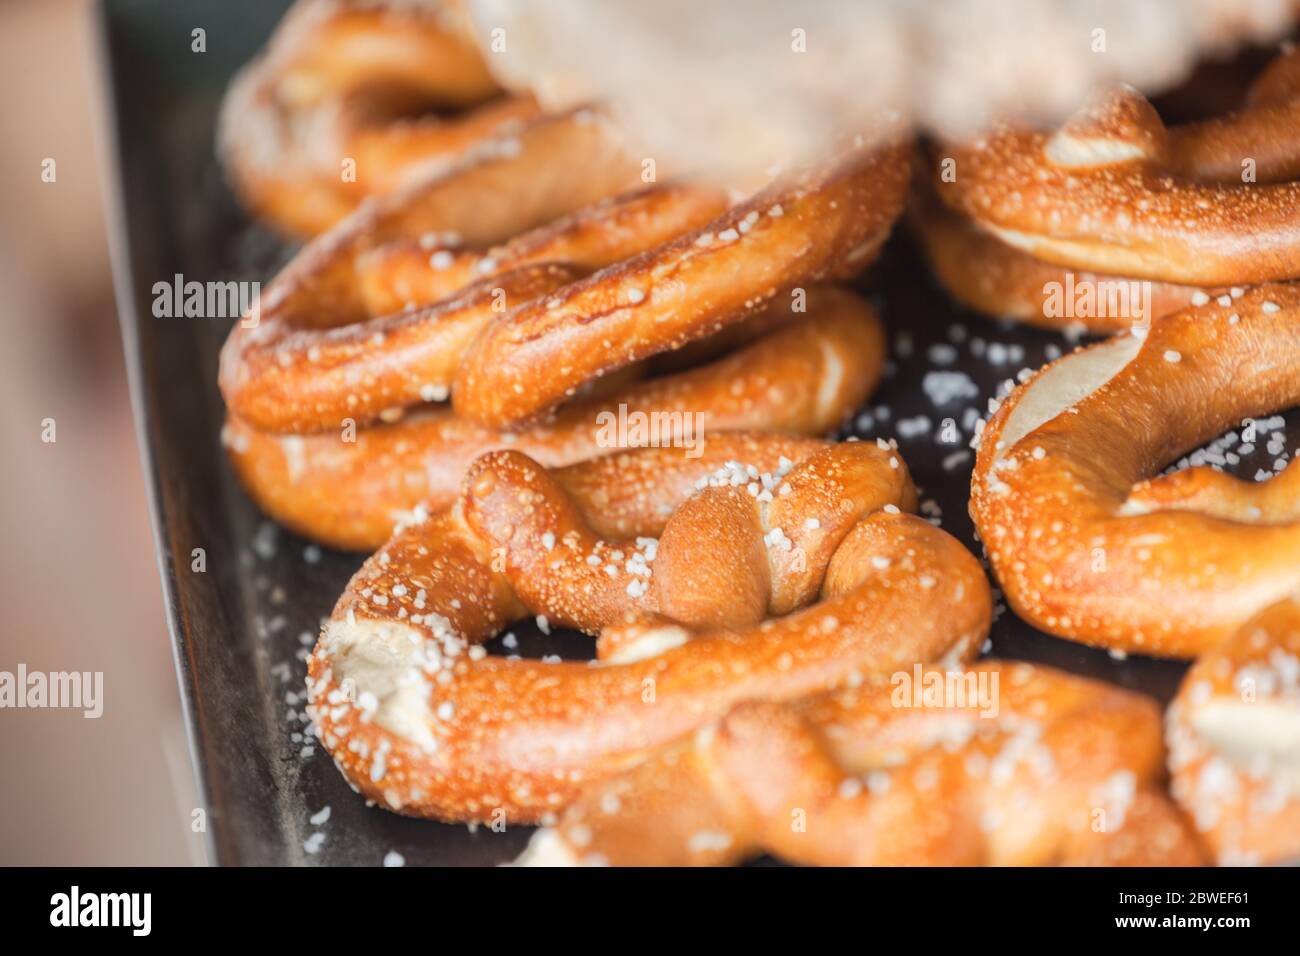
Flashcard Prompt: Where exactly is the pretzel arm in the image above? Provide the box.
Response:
[1125,459,1300,523]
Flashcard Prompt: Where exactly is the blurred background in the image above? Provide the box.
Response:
[0,0,199,864]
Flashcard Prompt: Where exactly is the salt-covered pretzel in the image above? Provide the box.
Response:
[910,187,1206,333]
[223,288,885,550]
[516,661,1204,866]
[451,146,908,427]
[219,142,909,433]
[305,437,992,821]
[971,284,1300,657]
[218,0,620,236]
[933,47,1300,288]
[1168,595,1300,866]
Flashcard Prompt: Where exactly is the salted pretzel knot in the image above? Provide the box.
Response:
[305,436,992,821]
[971,285,1300,864]
[934,47,1300,286]
[517,661,1204,866]
[219,142,909,434]
[218,0,588,237]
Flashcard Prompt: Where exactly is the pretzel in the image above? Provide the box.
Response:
[926,47,1300,307]
[971,284,1300,657]
[515,661,1204,866]
[218,0,634,236]
[219,142,910,433]
[305,437,993,821]
[223,288,885,550]
[1168,595,1300,866]
[909,186,1206,333]
[219,132,908,548]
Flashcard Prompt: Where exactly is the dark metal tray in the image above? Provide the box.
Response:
[102,0,1290,866]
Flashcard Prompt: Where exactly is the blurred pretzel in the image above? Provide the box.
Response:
[219,0,612,236]
[918,47,1300,329]
[306,437,993,822]
[1168,595,1300,866]
[518,661,1203,866]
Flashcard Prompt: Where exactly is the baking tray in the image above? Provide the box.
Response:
[99,0,1293,866]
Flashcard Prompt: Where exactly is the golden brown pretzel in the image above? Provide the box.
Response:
[218,0,601,237]
[517,661,1204,866]
[971,284,1300,657]
[223,288,886,550]
[305,437,993,821]
[1168,595,1300,866]
[909,186,1207,333]
[219,143,909,434]
[450,147,908,427]
[921,47,1300,327]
